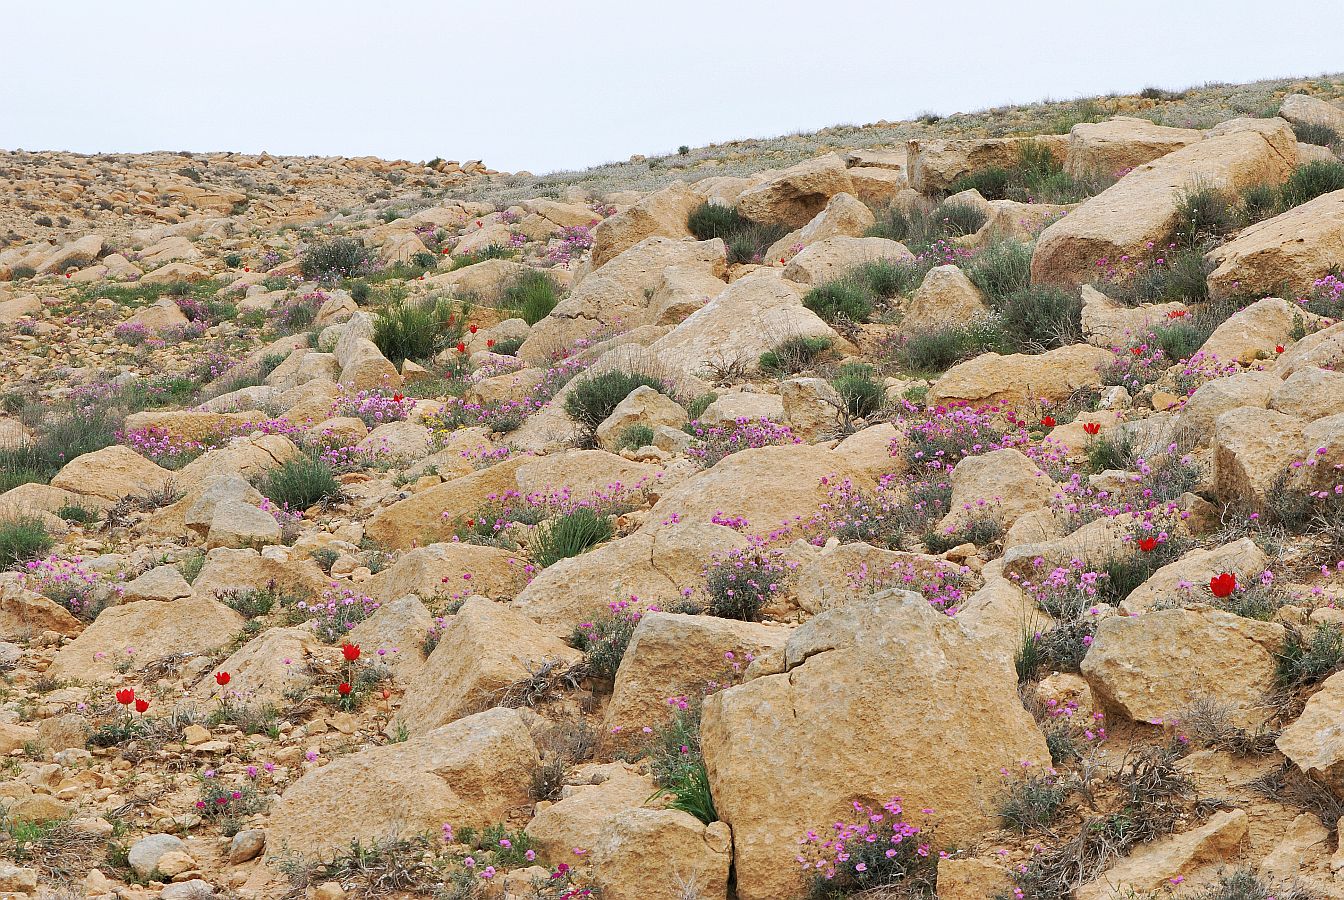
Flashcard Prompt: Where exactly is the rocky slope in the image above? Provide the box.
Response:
[1,76,1344,900]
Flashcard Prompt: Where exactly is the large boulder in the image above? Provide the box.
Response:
[1120,538,1268,613]
[906,136,1067,194]
[46,597,244,679]
[1064,117,1204,178]
[1272,366,1344,421]
[1081,607,1283,728]
[901,265,990,334]
[591,182,698,269]
[1032,119,1299,287]
[191,626,319,707]
[363,542,526,604]
[1212,407,1306,507]
[588,809,732,900]
[734,153,855,228]
[1207,189,1344,300]
[1177,370,1280,443]
[519,237,726,362]
[50,446,173,503]
[764,192,875,262]
[1075,810,1249,900]
[781,236,913,286]
[1079,285,1186,347]
[603,612,791,749]
[595,386,689,451]
[364,458,526,549]
[929,344,1113,406]
[1280,93,1344,133]
[512,523,747,631]
[265,707,538,858]
[646,269,845,381]
[1276,668,1344,796]
[1199,297,1324,364]
[701,591,1049,900]
[937,448,1054,534]
[395,598,582,734]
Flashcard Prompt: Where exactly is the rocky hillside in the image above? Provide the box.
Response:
[1,75,1344,900]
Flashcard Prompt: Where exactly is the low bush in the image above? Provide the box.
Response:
[996,285,1083,350]
[532,507,614,568]
[1293,121,1340,147]
[803,279,873,324]
[258,452,340,510]
[569,600,642,679]
[564,370,670,434]
[647,702,717,825]
[888,318,1006,375]
[998,772,1070,833]
[831,362,884,419]
[686,202,786,264]
[1280,159,1344,209]
[966,239,1033,302]
[374,296,468,365]
[613,424,654,451]
[759,335,832,375]
[0,517,52,568]
[299,237,376,281]
[500,269,561,325]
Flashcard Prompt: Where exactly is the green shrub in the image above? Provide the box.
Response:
[687,202,749,241]
[803,279,873,324]
[501,269,561,325]
[1233,181,1282,226]
[299,237,376,281]
[223,253,242,268]
[850,258,926,298]
[1277,623,1344,691]
[490,336,524,356]
[1280,159,1344,209]
[831,363,884,419]
[933,200,987,237]
[890,319,1005,375]
[951,166,1012,200]
[759,335,832,375]
[57,503,97,525]
[1293,121,1339,147]
[613,424,655,451]
[569,605,640,679]
[533,507,614,568]
[966,240,1033,302]
[9,265,35,281]
[647,704,717,824]
[350,281,370,303]
[947,141,1108,205]
[685,393,717,420]
[996,285,1082,351]
[564,370,670,433]
[0,517,52,567]
[1174,180,1235,246]
[1085,432,1136,472]
[258,452,340,510]
[998,774,1069,833]
[449,244,515,269]
[373,297,468,365]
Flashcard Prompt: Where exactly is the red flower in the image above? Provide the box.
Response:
[338,682,352,696]
[1083,422,1101,435]
[342,643,361,662]
[1275,344,1285,354]
[215,671,231,686]
[442,248,450,255]
[134,698,150,713]
[456,342,466,353]
[476,220,483,227]
[392,393,404,402]
[115,688,135,705]
[1130,346,1142,355]
[486,338,495,348]
[469,324,478,334]
[65,272,72,278]
[1209,573,1236,598]
[244,267,251,272]
[1040,416,1056,428]
[1138,537,1158,552]
[1167,309,1186,319]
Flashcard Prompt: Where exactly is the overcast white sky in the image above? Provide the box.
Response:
[1,1,1339,175]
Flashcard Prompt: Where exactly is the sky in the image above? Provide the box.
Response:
[2,1,1340,175]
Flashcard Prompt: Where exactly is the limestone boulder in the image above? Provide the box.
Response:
[0,583,81,639]
[1277,668,1344,797]
[46,597,244,679]
[120,565,193,603]
[1178,371,1281,443]
[525,762,656,862]
[1076,810,1248,900]
[937,448,1054,534]
[347,595,434,686]
[764,192,875,262]
[1080,285,1186,347]
[781,236,913,286]
[1280,93,1344,133]
[512,523,748,631]
[1081,607,1283,728]
[190,546,330,601]
[734,153,855,228]
[266,707,538,858]
[519,237,726,362]
[648,265,728,325]
[901,265,990,334]
[1120,538,1269,613]
[1272,366,1344,420]
[364,542,526,604]
[1032,119,1298,286]
[1212,407,1306,507]
[588,809,731,900]
[1208,188,1344,299]
[697,391,784,427]
[425,258,530,304]
[929,344,1113,406]
[780,378,843,441]
[595,386,689,451]
[1065,117,1204,178]
[603,612,791,749]
[591,182,698,269]
[50,446,173,503]
[1275,320,1344,377]
[395,598,581,733]
[647,269,846,381]
[173,434,301,496]
[701,591,1048,900]
[364,457,526,549]
[192,626,319,707]
[907,136,1067,194]
[205,500,281,550]
[1199,297,1323,364]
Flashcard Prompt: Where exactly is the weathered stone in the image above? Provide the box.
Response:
[735,154,855,228]
[47,597,244,679]
[588,809,731,900]
[930,344,1113,406]
[1065,117,1204,178]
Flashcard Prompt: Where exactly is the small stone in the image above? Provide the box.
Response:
[227,829,265,865]
[128,833,188,879]
[313,882,347,900]
[181,724,211,746]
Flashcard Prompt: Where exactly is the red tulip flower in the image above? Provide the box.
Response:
[1130,346,1142,355]
[486,338,495,348]
[342,643,361,662]
[392,393,404,402]
[1040,416,1056,428]
[1083,422,1101,435]
[469,324,478,334]
[338,682,352,696]
[456,342,466,353]
[1275,345,1285,354]
[1138,537,1158,552]
[215,671,231,686]
[1168,309,1186,319]
[1209,573,1236,598]
[442,248,450,255]
[115,688,135,705]
[244,267,251,272]
[134,698,150,713]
